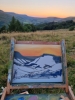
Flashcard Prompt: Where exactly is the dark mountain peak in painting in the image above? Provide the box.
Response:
[14,51,61,69]
[14,51,25,59]
[14,51,37,61]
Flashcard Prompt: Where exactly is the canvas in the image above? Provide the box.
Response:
[12,44,63,83]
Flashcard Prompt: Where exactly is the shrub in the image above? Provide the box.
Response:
[69,26,74,31]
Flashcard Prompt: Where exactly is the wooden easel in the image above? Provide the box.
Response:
[1,38,75,100]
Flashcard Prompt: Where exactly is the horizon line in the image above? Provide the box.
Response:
[0,9,75,19]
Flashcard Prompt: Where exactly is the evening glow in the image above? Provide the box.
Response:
[15,44,62,56]
[0,0,75,18]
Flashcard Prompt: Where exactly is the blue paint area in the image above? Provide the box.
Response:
[18,97,25,100]
[53,56,61,63]
[39,69,62,78]
[13,51,62,81]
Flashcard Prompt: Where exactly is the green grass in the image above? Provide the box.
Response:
[0,29,75,94]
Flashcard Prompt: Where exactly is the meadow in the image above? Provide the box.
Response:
[0,29,75,94]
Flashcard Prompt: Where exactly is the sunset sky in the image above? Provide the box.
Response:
[0,0,75,18]
[14,44,62,56]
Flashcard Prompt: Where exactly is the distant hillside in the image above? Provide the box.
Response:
[0,10,12,27]
[0,10,75,27]
[60,17,75,22]
[6,12,62,24]
[37,20,75,30]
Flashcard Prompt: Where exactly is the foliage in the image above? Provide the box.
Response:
[69,26,74,31]
[1,16,75,33]
[8,16,23,32]
[23,24,36,32]
[0,25,6,33]
[8,16,36,32]
[36,20,75,30]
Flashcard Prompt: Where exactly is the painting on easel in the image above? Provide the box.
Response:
[12,44,63,83]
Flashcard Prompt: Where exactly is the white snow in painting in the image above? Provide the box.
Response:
[12,51,63,83]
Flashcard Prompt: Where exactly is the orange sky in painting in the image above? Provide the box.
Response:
[14,44,62,56]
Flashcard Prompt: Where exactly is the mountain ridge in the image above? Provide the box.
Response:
[14,51,61,66]
[0,10,12,27]
[0,10,75,27]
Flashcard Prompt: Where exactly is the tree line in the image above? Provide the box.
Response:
[36,20,75,31]
[0,16,36,33]
[0,16,75,33]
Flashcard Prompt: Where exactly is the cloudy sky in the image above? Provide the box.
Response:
[0,0,75,18]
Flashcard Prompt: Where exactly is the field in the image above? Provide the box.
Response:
[0,29,75,94]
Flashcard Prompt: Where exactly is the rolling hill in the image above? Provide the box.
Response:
[0,9,75,27]
[0,10,12,27]
[6,12,62,24]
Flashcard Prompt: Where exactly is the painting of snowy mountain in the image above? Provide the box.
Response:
[12,50,63,83]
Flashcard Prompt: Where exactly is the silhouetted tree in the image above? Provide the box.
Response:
[15,20,24,32]
[8,16,16,32]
